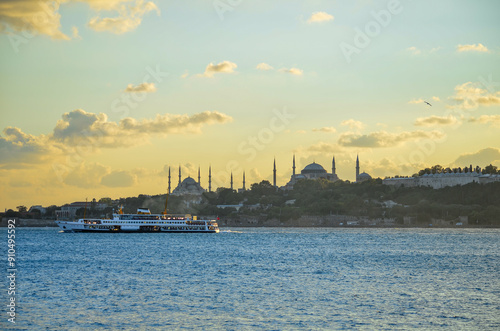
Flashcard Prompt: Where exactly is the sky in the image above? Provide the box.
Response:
[1,0,500,210]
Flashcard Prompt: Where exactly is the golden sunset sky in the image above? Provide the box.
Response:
[1,0,499,210]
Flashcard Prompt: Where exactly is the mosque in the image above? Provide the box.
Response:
[281,154,372,190]
[167,154,373,196]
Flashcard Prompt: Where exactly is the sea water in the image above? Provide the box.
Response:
[1,227,499,330]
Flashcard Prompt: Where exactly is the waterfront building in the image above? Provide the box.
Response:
[382,169,500,189]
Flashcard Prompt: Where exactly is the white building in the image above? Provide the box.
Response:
[383,171,500,189]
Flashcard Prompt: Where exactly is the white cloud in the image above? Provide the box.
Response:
[279,67,303,76]
[200,61,237,78]
[406,46,421,55]
[448,82,500,110]
[414,115,459,127]
[52,109,233,147]
[312,127,336,133]
[468,115,500,127]
[0,0,70,40]
[338,130,445,148]
[456,43,489,53]
[1,109,233,167]
[340,119,365,130]
[87,0,160,34]
[306,142,343,154]
[0,127,54,166]
[408,98,425,104]
[256,63,274,71]
[0,0,158,39]
[125,82,156,93]
[307,11,334,23]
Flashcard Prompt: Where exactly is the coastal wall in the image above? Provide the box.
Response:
[218,215,397,227]
[1,218,58,227]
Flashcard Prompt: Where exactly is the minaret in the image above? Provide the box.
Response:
[198,166,201,185]
[273,158,277,187]
[230,172,233,190]
[292,154,296,179]
[332,155,336,175]
[168,166,171,194]
[208,165,212,192]
[178,165,181,185]
[356,154,360,181]
[243,171,246,190]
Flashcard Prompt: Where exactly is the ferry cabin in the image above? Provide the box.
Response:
[57,213,219,233]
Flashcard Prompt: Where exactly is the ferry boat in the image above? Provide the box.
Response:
[56,207,219,233]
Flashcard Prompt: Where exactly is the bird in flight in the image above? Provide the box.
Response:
[424,101,432,106]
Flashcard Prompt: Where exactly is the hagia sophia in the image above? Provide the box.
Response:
[167,155,372,196]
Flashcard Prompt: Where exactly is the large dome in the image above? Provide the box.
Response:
[301,162,327,174]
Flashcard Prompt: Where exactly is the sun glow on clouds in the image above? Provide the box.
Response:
[200,61,237,78]
[125,82,156,93]
[0,0,159,39]
[307,12,334,23]
[0,109,233,166]
[456,43,489,52]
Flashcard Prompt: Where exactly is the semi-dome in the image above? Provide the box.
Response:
[301,162,327,175]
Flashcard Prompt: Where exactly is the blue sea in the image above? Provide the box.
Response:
[1,227,499,330]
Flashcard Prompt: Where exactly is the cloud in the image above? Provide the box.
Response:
[101,170,137,187]
[256,63,274,71]
[64,162,109,188]
[448,82,500,110]
[408,98,424,104]
[52,109,233,147]
[414,115,459,127]
[406,46,421,55]
[71,26,81,39]
[312,127,336,133]
[125,82,156,93]
[338,130,445,148]
[306,142,343,154]
[432,96,440,102]
[307,11,334,23]
[340,119,365,130]
[406,46,442,56]
[200,61,237,78]
[296,130,307,134]
[0,0,70,40]
[453,148,500,167]
[456,43,489,53]
[0,127,54,166]
[87,0,160,34]
[279,67,303,76]
[1,109,233,166]
[0,0,158,39]
[468,115,500,127]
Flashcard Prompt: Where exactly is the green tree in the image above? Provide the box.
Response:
[482,164,498,174]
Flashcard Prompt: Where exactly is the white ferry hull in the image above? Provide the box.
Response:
[56,213,219,233]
